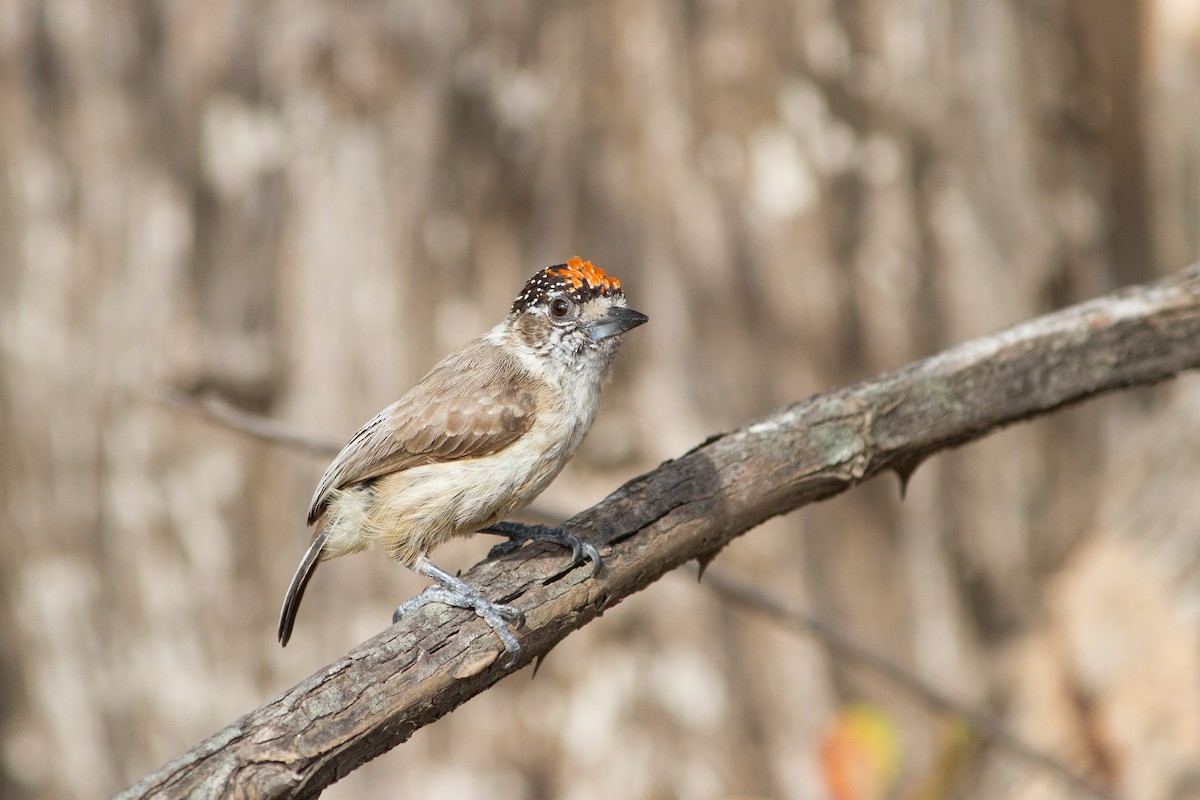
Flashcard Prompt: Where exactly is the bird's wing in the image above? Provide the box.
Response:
[307,343,538,524]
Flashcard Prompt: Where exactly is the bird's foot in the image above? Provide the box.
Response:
[394,563,525,666]
[483,521,603,577]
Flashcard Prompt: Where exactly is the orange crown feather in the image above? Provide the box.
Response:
[510,256,625,314]
[551,256,622,294]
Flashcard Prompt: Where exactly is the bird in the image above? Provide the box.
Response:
[277,256,648,665]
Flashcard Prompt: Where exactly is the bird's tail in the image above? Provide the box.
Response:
[278,528,327,646]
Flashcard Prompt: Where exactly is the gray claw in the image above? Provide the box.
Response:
[566,537,583,564]
[483,521,603,577]
[496,604,525,627]
[487,539,520,559]
[394,563,526,667]
[579,541,603,577]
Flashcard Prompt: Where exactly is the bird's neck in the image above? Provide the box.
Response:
[483,319,616,391]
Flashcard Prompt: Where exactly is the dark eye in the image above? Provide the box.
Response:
[549,296,572,318]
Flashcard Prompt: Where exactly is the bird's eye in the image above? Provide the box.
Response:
[549,297,572,319]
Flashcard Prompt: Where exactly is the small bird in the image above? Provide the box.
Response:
[278,257,647,665]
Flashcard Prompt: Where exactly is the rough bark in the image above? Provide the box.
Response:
[119,265,1200,799]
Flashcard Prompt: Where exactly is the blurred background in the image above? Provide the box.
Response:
[1,1,1199,798]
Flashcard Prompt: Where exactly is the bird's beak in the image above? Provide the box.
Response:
[587,305,649,341]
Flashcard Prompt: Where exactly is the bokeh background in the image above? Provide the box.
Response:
[2,1,1199,798]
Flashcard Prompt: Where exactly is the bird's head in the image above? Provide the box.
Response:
[505,256,648,373]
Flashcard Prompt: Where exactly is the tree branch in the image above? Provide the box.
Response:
[119,265,1200,799]
[159,391,341,458]
[691,565,1110,798]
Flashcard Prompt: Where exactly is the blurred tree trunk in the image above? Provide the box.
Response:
[0,1,1196,799]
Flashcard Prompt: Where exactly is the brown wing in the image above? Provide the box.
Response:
[306,340,538,524]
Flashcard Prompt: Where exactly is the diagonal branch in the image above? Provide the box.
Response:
[165,394,1104,792]
[159,391,341,457]
[692,565,1110,799]
[118,265,1200,799]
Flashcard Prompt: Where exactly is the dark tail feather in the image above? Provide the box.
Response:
[278,529,327,646]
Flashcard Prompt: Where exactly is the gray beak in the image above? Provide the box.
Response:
[587,305,649,341]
